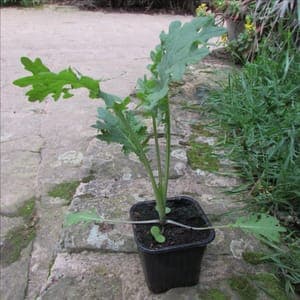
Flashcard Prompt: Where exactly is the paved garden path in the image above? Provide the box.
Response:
[0,6,192,298]
[1,6,279,300]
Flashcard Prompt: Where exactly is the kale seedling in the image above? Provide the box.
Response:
[14,17,285,243]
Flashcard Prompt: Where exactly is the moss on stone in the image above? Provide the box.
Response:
[0,197,37,221]
[201,288,230,300]
[250,273,288,300]
[96,266,109,276]
[16,197,36,222]
[187,140,219,172]
[242,251,265,265]
[228,276,257,300]
[0,225,36,267]
[82,170,96,183]
[48,180,80,204]
[110,207,125,219]
[228,273,288,300]
[81,174,96,183]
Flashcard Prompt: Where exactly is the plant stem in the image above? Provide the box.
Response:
[152,115,163,188]
[115,110,164,220]
[163,98,171,207]
[152,114,165,218]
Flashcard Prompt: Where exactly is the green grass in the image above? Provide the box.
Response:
[208,47,299,222]
[207,42,300,295]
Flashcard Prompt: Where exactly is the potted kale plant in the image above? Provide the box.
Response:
[14,16,285,293]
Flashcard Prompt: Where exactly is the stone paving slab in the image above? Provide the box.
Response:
[0,243,33,300]
[40,248,265,300]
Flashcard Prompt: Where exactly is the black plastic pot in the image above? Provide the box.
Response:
[130,196,215,293]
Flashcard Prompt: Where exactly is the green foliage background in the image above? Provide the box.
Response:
[207,35,300,294]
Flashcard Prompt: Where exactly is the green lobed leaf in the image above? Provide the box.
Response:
[138,17,226,113]
[233,213,286,243]
[14,57,100,102]
[92,97,149,155]
[156,17,226,83]
[136,76,169,114]
[64,210,103,227]
[150,226,166,243]
[99,91,122,108]
[20,57,50,74]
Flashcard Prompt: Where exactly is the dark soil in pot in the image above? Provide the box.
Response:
[131,197,211,250]
[130,196,215,293]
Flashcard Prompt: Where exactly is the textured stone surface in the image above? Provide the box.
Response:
[40,276,122,300]
[40,251,266,300]
[0,243,33,300]
[25,205,67,300]
[0,216,24,242]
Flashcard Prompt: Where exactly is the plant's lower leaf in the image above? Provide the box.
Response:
[233,213,286,243]
[64,210,103,226]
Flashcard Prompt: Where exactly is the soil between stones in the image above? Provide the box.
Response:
[131,197,211,249]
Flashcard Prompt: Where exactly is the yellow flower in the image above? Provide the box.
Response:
[245,20,255,33]
[220,33,228,45]
[196,3,208,17]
